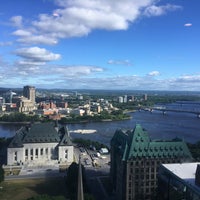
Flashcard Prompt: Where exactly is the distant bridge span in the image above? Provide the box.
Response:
[142,106,200,118]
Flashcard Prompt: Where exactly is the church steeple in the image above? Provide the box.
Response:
[77,156,84,200]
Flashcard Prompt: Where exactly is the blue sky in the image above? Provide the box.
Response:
[0,0,199,90]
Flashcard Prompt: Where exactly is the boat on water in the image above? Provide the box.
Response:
[70,129,97,134]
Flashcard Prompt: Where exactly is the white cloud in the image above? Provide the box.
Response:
[15,46,61,62]
[17,34,58,45]
[12,29,32,37]
[176,75,200,82]
[16,60,46,66]
[147,71,160,76]
[0,41,12,46]
[1,60,200,90]
[53,65,104,77]
[11,0,182,45]
[10,16,23,27]
[144,4,182,17]
[108,59,132,66]
[184,23,192,27]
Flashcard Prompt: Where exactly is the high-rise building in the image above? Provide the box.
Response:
[110,124,193,200]
[118,96,124,103]
[143,94,148,101]
[23,85,35,103]
[124,95,128,103]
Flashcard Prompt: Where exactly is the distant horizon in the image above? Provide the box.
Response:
[0,86,200,94]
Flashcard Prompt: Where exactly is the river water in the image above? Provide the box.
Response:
[0,102,200,145]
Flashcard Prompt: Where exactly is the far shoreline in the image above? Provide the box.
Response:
[0,115,132,125]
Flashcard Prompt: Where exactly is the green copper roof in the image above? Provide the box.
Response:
[111,124,192,161]
[8,123,72,148]
[23,123,60,143]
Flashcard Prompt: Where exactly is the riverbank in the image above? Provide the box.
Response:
[60,115,132,124]
[0,114,132,125]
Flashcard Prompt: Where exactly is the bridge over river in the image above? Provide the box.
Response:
[142,106,200,118]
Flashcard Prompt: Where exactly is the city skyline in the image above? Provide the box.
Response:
[0,0,199,91]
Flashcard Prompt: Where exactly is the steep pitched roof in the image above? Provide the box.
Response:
[8,127,26,148]
[59,126,72,146]
[23,123,60,143]
[8,123,72,147]
[111,124,192,161]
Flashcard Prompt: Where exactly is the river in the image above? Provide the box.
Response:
[0,102,200,145]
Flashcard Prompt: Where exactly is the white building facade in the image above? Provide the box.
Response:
[7,123,74,166]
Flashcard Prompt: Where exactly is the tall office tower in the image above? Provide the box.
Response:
[110,124,193,200]
[143,94,148,101]
[23,85,36,103]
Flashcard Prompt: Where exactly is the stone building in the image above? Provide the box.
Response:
[17,97,36,113]
[23,85,35,103]
[110,124,193,200]
[7,123,73,166]
[18,86,36,113]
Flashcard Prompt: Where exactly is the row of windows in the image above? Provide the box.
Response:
[130,158,181,167]
[130,167,155,173]
[25,148,55,156]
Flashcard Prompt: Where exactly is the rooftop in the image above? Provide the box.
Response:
[163,162,200,180]
[8,122,72,148]
[162,162,200,193]
[111,124,192,161]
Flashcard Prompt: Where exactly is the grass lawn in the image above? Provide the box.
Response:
[0,177,68,200]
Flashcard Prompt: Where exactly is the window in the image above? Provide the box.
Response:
[35,149,38,158]
[65,149,68,159]
[14,151,17,161]
[25,149,28,160]
[30,149,33,160]
[25,149,28,156]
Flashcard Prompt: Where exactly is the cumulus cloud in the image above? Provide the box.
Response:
[108,59,132,66]
[17,34,58,45]
[147,71,160,76]
[12,30,58,45]
[15,46,61,62]
[11,0,182,45]
[12,29,32,37]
